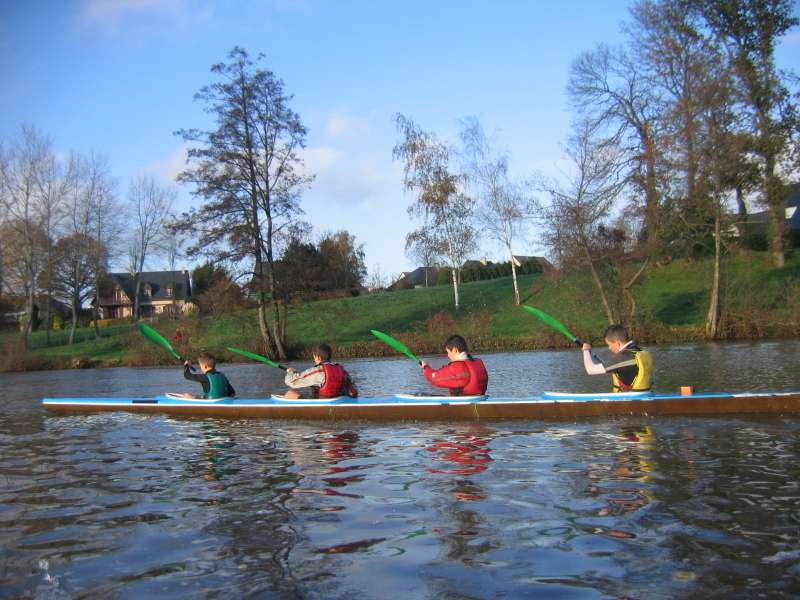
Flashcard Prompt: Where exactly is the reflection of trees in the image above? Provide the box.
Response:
[425,426,497,564]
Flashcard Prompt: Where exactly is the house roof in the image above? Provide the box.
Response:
[107,271,191,303]
[394,266,440,287]
[512,255,554,269]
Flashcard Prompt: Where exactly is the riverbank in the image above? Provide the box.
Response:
[3,250,799,373]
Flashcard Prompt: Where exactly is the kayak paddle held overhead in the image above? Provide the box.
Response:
[370,329,422,365]
[226,347,288,370]
[521,305,583,347]
[138,323,183,361]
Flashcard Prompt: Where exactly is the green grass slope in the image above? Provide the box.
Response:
[5,250,799,371]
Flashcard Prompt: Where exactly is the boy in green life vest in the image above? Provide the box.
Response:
[581,324,654,392]
[179,351,236,399]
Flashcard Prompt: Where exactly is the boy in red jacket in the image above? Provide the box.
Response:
[420,335,488,396]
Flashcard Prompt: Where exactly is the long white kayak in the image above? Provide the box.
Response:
[41,390,800,420]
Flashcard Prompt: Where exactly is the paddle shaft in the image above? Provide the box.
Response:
[227,347,288,370]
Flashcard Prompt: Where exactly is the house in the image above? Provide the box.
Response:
[740,185,800,242]
[511,255,554,272]
[97,270,192,319]
[391,266,441,289]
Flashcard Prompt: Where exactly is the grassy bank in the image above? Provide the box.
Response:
[4,250,799,372]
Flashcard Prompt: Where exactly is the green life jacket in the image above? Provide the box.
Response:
[205,371,229,399]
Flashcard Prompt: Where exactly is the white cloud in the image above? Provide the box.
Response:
[141,143,189,185]
[77,0,200,29]
[326,113,370,140]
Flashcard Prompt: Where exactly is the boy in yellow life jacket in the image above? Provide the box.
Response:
[581,325,653,392]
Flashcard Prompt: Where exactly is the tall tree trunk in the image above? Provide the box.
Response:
[92,274,101,339]
[69,298,78,345]
[21,279,35,352]
[764,153,785,267]
[642,127,660,245]
[508,245,520,306]
[133,272,141,323]
[583,245,615,324]
[705,205,722,340]
[735,186,747,219]
[450,267,460,310]
[43,292,52,346]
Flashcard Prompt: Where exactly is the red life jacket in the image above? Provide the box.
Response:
[319,363,358,398]
[462,357,488,395]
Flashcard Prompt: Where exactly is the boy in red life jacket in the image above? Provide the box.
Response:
[420,334,488,396]
[281,342,358,400]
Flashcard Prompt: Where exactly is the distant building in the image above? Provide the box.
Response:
[97,270,192,319]
[391,266,441,289]
[511,255,554,272]
[740,185,800,240]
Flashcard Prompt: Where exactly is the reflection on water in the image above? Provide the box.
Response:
[2,342,800,598]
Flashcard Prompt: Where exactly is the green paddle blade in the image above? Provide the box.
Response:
[227,347,285,370]
[370,329,421,364]
[139,323,181,360]
[522,305,582,345]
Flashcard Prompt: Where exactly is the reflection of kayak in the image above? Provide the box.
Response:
[41,390,800,420]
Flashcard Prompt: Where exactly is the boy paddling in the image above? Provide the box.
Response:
[420,334,488,396]
[281,343,358,400]
[581,325,653,392]
[180,351,236,399]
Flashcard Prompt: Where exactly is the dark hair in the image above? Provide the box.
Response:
[198,351,216,368]
[444,334,468,353]
[313,342,332,362]
[603,324,630,343]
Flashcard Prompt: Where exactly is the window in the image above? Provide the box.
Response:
[166,286,173,298]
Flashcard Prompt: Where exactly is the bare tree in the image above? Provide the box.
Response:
[51,153,110,343]
[84,154,120,337]
[37,145,68,345]
[0,126,59,350]
[539,121,627,324]
[127,175,175,322]
[569,44,664,246]
[175,47,312,359]
[460,117,532,305]
[393,114,476,310]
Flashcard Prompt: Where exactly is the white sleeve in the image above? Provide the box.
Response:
[583,349,607,375]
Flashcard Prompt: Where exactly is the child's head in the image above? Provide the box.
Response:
[603,325,630,353]
[312,343,332,364]
[198,351,216,372]
[444,334,468,356]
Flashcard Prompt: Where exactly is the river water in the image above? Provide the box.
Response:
[2,341,799,599]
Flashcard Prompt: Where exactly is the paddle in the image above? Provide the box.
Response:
[227,346,288,370]
[522,305,583,347]
[139,323,184,361]
[370,329,422,365]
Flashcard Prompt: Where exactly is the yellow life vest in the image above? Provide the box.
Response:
[611,349,653,392]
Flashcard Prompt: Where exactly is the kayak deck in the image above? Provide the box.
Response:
[41,391,800,420]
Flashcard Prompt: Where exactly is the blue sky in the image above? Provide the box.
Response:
[2,0,798,279]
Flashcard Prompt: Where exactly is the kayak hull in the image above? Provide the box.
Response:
[41,391,800,420]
